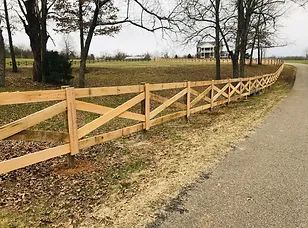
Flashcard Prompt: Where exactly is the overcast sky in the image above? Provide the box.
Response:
[8,3,308,58]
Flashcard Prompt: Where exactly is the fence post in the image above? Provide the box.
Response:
[142,83,151,131]
[186,81,191,122]
[228,79,231,104]
[211,80,214,110]
[63,86,79,168]
[240,78,243,98]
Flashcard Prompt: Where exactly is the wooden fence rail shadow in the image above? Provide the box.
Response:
[0,62,284,174]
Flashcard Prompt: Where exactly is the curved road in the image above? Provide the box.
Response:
[158,64,308,228]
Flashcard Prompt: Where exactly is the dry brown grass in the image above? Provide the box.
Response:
[0,63,295,227]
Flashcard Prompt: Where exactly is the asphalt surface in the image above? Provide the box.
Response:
[158,64,308,228]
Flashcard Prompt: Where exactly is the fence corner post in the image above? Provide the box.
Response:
[186,81,191,122]
[62,86,79,168]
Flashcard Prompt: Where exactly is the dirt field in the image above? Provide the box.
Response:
[0,62,296,227]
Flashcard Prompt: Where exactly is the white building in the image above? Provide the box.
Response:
[197,41,229,59]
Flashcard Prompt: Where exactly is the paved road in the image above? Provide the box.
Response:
[158,64,308,228]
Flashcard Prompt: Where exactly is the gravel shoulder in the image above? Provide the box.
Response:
[157,64,307,228]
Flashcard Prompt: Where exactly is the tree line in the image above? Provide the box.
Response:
[0,0,307,87]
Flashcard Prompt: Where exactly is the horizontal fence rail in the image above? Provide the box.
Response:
[6,58,283,67]
[0,63,284,174]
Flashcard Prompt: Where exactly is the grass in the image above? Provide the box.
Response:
[284,59,308,64]
[0,62,296,227]
[3,61,279,89]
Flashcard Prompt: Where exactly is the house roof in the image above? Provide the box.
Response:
[197,41,216,48]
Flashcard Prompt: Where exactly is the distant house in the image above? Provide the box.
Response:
[197,41,229,59]
[124,56,146,60]
[124,55,151,61]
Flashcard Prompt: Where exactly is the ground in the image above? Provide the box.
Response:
[0,61,296,227]
[157,63,306,228]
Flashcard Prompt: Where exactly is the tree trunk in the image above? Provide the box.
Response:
[78,3,99,88]
[4,0,17,73]
[0,29,5,87]
[78,0,86,88]
[239,46,246,77]
[41,0,48,83]
[79,57,86,88]
[32,46,42,82]
[249,33,257,65]
[214,0,221,80]
[233,0,244,78]
[232,55,239,78]
[23,0,42,82]
[257,32,262,65]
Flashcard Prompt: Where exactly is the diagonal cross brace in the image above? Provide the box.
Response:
[78,93,145,139]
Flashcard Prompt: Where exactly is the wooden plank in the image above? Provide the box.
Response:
[190,104,211,114]
[190,81,212,88]
[212,84,229,101]
[0,144,70,174]
[151,93,187,110]
[186,81,191,119]
[211,81,214,109]
[229,83,241,96]
[0,101,67,141]
[75,85,143,98]
[150,88,187,119]
[145,83,151,130]
[190,86,212,107]
[228,79,231,103]
[149,82,187,91]
[212,98,229,107]
[65,88,79,155]
[78,92,145,139]
[5,130,69,143]
[79,123,144,150]
[75,100,145,122]
[0,90,66,106]
[190,88,212,103]
[150,110,187,127]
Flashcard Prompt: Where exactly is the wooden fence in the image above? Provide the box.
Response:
[0,64,284,174]
[7,58,283,67]
[154,58,283,65]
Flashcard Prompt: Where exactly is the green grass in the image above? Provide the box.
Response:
[5,58,34,68]
[284,59,308,64]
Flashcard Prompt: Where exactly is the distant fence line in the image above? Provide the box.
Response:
[0,62,284,174]
[6,58,283,67]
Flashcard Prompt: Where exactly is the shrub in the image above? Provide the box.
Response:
[114,52,128,60]
[45,51,73,85]
[144,53,151,61]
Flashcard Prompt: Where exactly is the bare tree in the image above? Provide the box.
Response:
[4,0,18,72]
[16,0,55,82]
[62,34,76,57]
[178,0,230,80]
[0,26,5,87]
[54,0,180,87]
